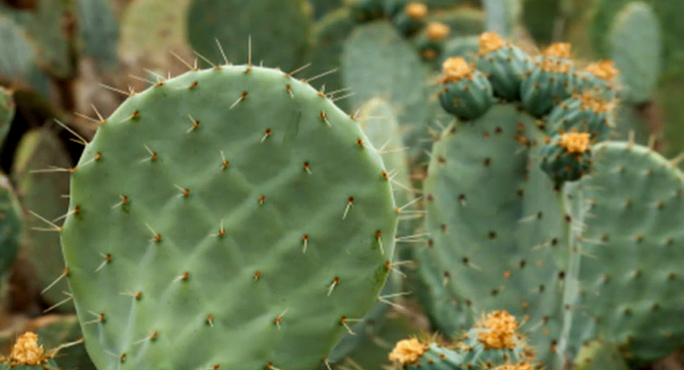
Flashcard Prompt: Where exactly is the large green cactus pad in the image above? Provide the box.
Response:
[60,65,397,370]
[187,0,312,72]
[563,142,684,364]
[420,105,571,369]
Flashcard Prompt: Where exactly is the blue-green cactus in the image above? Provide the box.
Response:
[562,142,684,365]
[476,32,533,101]
[521,43,577,117]
[438,57,494,121]
[540,132,593,185]
[187,0,312,71]
[0,86,14,146]
[0,171,21,280]
[60,64,397,370]
[13,129,74,312]
[546,93,614,142]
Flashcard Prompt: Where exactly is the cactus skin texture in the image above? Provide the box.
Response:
[0,172,22,279]
[574,341,629,370]
[546,93,614,142]
[0,87,14,146]
[476,33,533,101]
[438,57,494,121]
[540,133,593,186]
[521,43,577,117]
[562,142,684,365]
[0,332,60,370]
[13,129,74,312]
[459,312,530,369]
[60,64,397,370]
[390,340,464,370]
[187,0,312,72]
[609,2,661,104]
[422,31,683,369]
[420,102,570,367]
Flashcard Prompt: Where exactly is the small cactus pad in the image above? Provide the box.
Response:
[438,57,494,121]
[60,65,397,370]
[576,61,619,101]
[521,43,576,117]
[476,33,533,100]
[563,142,684,363]
[609,2,661,104]
[540,132,593,185]
[546,93,614,142]
[389,340,463,370]
[342,21,430,162]
[0,172,21,277]
[0,332,59,370]
[187,0,312,72]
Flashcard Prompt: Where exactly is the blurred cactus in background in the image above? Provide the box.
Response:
[0,1,681,370]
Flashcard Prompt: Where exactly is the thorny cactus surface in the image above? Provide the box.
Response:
[0,1,682,370]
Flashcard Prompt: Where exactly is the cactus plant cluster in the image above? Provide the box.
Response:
[0,1,682,370]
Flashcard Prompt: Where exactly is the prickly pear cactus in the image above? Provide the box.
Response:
[389,339,464,370]
[609,2,661,104]
[420,100,571,367]
[13,129,73,312]
[562,142,684,364]
[0,332,60,370]
[0,171,22,279]
[60,64,397,370]
[187,0,312,72]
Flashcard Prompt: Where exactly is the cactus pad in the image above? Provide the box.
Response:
[187,0,312,72]
[0,87,14,146]
[438,58,494,121]
[60,65,397,370]
[564,142,684,364]
[0,172,21,278]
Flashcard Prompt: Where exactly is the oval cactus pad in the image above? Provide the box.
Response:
[60,65,397,370]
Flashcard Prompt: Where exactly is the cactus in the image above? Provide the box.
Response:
[0,14,51,97]
[521,43,576,117]
[0,86,14,146]
[305,7,356,111]
[120,0,191,69]
[418,31,684,370]
[561,142,683,364]
[12,129,73,312]
[0,171,22,280]
[438,57,494,120]
[342,21,431,163]
[609,2,661,104]
[574,341,630,370]
[187,0,313,72]
[0,0,76,79]
[60,64,397,370]
[0,332,60,370]
[76,0,119,68]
